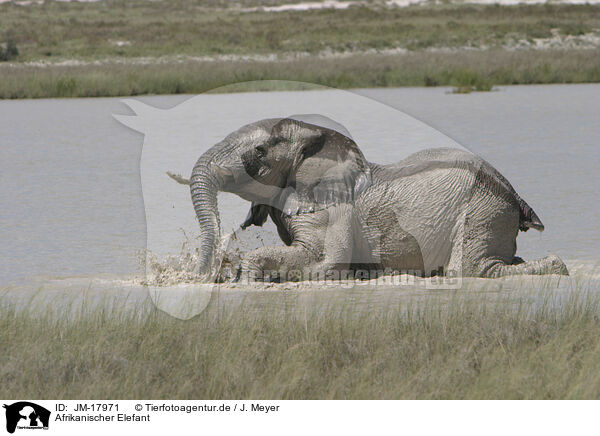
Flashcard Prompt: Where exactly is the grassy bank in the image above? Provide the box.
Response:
[1,1,600,98]
[2,49,600,98]
[2,1,600,59]
[2,288,600,399]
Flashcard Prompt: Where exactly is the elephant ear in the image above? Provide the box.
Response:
[274,118,371,215]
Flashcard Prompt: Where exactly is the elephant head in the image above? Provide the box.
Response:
[189,115,371,280]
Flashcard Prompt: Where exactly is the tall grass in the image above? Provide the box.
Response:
[1,49,600,99]
[2,286,600,399]
[451,69,495,93]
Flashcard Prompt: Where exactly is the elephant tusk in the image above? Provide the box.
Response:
[210,163,234,181]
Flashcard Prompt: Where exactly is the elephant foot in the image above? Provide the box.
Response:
[544,254,569,276]
[237,260,282,283]
[512,256,525,265]
[480,254,569,278]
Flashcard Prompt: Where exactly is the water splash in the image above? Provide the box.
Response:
[139,223,282,286]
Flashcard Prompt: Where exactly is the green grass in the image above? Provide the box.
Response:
[0,1,600,98]
[2,49,600,98]
[451,69,496,93]
[1,1,599,60]
[2,286,600,399]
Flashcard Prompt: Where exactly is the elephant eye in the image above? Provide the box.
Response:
[255,146,267,158]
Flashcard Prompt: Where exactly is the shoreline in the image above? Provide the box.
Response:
[2,1,600,98]
[2,49,600,99]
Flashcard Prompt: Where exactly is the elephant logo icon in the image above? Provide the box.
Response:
[2,402,50,434]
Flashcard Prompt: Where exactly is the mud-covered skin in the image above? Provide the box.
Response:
[188,116,568,282]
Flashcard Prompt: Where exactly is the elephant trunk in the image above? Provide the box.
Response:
[189,150,226,281]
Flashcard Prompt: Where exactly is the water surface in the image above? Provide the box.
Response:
[1,84,598,313]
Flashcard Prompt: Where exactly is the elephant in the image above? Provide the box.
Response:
[172,115,568,283]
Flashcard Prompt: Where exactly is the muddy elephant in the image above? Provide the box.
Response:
[172,115,568,282]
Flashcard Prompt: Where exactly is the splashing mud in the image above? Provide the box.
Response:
[140,224,282,287]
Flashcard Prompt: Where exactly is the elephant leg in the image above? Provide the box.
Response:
[478,254,569,277]
[239,207,354,283]
[239,244,317,282]
[459,189,568,278]
[312,205,354,275]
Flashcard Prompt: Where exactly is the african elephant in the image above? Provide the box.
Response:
[174,115,568,282]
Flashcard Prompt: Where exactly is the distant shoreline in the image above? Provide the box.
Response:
[2,50,599,99]
[2,0,600,8]
[1,1,599,98]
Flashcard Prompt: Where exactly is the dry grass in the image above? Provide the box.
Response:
[1,49,600,98]
[2,284,600,399]
[1,1,599,60]
[1,1,600,97]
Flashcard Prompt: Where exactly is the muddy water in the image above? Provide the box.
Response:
[1,84,598,315]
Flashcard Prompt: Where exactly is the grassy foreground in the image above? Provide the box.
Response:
[1,1,600,98]
[2,288,600,399]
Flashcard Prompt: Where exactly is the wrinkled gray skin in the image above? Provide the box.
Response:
[181,115,568,282]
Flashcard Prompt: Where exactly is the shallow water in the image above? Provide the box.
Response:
[1,84,599,314]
